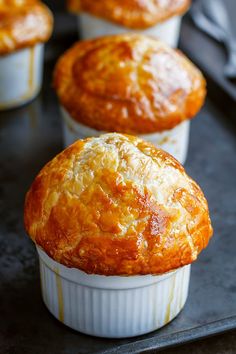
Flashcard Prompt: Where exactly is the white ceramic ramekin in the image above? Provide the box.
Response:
[61,107,190,165]
[77,13,182,47]
[37,246,191,338]
[0,44,44,110]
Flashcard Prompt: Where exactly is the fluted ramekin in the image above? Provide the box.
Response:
[61,107,190,165]
[37,246,191,338]
[77,13,182,47]
[0,44,44,110]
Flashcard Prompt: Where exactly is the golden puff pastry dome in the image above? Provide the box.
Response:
[67,0,191,29]
[0,0,53,55]
[54,34,206,134]
[24,133,213,276]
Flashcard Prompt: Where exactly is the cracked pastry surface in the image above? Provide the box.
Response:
[0,0,53,55]
[54,34,206,134]
[24,133,213,275]
[67,0,191,29]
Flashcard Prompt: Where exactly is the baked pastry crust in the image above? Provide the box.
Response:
[67,0,191,29]
[54,34,206,134]
[0,0,53,55]
[24,133,213,276]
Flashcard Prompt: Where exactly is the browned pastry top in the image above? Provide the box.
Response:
[24,133,213,276]
[0,0,53,55]
[67,0,191,29]
[54,34,206,134]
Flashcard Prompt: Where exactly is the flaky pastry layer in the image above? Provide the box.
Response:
[54,34,206,134]
[25,133,213,275]
[0,0,53,55]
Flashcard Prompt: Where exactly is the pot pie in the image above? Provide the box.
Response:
[0,0,53,55]
[54,34,206,163]
[67,0,191,29]
[24,133,213,337]
[25,133,212,275]
[0,0,53,109]
[67,0,191,46]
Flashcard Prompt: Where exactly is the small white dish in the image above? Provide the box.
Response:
[38,246,191,338]
[0,44,44,110]
[77,13,182,48]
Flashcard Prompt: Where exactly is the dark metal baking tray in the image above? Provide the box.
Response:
[1,3,236,354]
